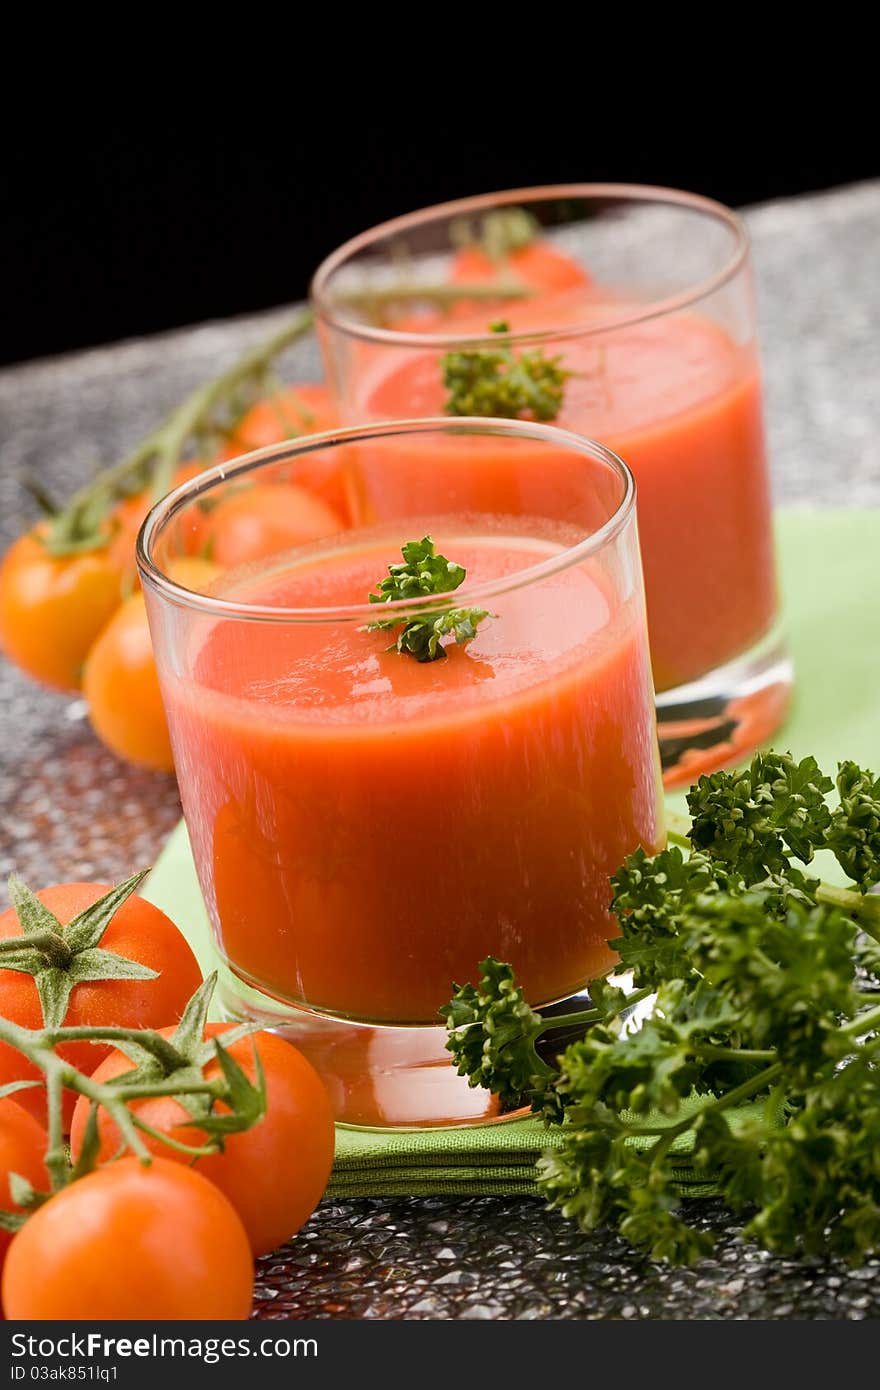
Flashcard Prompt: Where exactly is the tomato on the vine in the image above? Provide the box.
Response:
[227,383,338,453]
[0,527,126,692]
[108,460,205,583]
[224,384,350,519]
[71,1025,335,1256]
[195,483,342,568]
[1,1157,253,1320]
[451,240,590,293]
[0,1099,48,1274]
[0,883,202,1130]
[83,557,218,771]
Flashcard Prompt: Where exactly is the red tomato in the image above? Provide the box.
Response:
[2,1158,253,1320]
[197,483,342,568]
[451,239,590,292]
[0,884,202,1130]
[0,528,126,692]
[83,558,219,771]
[71,1025,335,1256]
[0,1099,49,1274]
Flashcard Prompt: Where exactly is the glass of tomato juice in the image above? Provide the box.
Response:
[138,418,663,1127]
[311,185,792,787]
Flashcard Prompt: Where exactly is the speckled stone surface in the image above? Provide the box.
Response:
[2,181,879,1319]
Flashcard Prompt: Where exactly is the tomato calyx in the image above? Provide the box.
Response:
[0,966,266,1232]
[103,976,266,1148]
[0,872,158,1029]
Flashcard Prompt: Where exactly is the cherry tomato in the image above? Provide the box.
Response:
[71,1025,335,1256]
[197,483,342,568]
[451,239,590,292]
[83,558,219,771]
[2,1157,253,1320]
[0,527,126,692]
[109,461,205,583]
[224,385,350,519]
[227,383,338,453]
[0,1099,49,1274]
[0,883,202,1130]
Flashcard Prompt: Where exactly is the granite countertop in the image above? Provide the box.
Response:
[2,180,879,1320]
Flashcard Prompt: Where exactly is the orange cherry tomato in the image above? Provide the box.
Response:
[109,461,205,583]
[224,385,350,519]
[0,527,126,692]
[83,557,219,771]
[0,1099,49,1275]
[71,1024,335,1257]
[198,483,342,568]
[2,1157,253,1320]
[227,383,338,453]
[0,883,202,1131]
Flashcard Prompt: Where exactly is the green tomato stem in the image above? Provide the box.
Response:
[0,930,71,969]
[44,312,316,555]
[335,279,532,316]
[44,1070,68,1193]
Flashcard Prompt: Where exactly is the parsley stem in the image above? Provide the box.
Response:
[635,1063,783,1166]
[665,813,692,848]
[840,1002,880,1038]
[702,1062,784,1114]
[665,809,880,940]
[533,985,655,1038]
[698,1046,777,1064]
[816,882,880,940]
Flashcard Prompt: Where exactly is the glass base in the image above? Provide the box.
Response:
[218,964,513,1129]
[657,623,793,790]
[219,964,650,1129]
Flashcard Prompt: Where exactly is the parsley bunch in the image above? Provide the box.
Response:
[366,536,492,663]
[442,750,880,1264]
[441,322,570,420]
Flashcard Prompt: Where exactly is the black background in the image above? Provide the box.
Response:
[4,118,877,368]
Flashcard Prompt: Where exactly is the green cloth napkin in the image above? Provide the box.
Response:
[144,508,880,1197]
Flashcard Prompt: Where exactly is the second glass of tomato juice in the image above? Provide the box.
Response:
[138,418,662,1127]
[311,185,793,786]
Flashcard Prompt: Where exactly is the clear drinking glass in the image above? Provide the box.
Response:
[138,418,662,1127]
[311,184,792,786]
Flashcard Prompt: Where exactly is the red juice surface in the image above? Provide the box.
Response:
[346,292,777,692]
[162,520,662,1023]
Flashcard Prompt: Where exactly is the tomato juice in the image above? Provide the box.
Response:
[159,517,663,1024]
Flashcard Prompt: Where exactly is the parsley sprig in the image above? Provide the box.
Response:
[366,536,492,663]
[441,321,570,420]
[442,749,880,1264]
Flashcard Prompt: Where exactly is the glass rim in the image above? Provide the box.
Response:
[136,416,636,625]
[310,182,750,349]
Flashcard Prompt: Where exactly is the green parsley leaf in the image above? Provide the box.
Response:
[366,535,492,663]
[826,760,880,890]
[441,321,569,420]
[442,745,880,1267]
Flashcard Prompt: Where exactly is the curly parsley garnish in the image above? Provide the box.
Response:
[441,321,569,421]
[443,748,880,1265]
[366,536,492,663]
